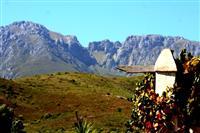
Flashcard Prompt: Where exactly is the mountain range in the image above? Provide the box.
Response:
[0,21,200,78]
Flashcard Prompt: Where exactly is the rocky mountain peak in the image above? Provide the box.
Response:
[2,21,49,35]
[88,39,121,53]
[0,21,200,78]
[0,21,97,78]
[11,21,46,29]
[64,35,80,45]
[89,34,200,68]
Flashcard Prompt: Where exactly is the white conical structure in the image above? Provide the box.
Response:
[154,49,177,96]
[154,49,177,72]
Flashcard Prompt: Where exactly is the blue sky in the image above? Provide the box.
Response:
[1,0,200,46]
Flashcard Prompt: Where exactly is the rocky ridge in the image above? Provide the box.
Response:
[0,21,200,78]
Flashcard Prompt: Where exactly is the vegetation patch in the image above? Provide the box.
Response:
[0,72,142,132]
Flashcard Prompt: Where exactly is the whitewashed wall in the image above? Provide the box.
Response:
[155,72,176,96]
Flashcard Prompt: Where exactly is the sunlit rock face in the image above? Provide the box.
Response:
[0,21,200,78]
[0,21,97,78]
[89,35,200,70]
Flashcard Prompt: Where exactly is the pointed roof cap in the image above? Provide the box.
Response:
[154,49,177,72]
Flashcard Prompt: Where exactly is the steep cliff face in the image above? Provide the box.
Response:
[0,21,200,78]
[88,35,200,69]
[0,21,96,78]
[88,40,122,68]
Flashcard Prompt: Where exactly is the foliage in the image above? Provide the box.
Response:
[174,49,200,130]
[0,103,25,133]
[0,104,14,132]
[74,111,97,133]
[126,49,200,132]
[11,119,25,133]
[125,73,176,132]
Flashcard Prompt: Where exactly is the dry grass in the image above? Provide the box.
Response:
[1,72,142,132]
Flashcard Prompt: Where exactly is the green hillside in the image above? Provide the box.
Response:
[1,72,142,132]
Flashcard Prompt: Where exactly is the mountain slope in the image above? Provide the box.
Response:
[88,35,200,69]
[0,21,200,78]
[1,72,141,132]
[0,21,97,78]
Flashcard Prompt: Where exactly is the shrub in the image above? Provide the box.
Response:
[126,49,200,132]
[11,119,25,133]
[0,104,25,133]
[0,104,13,132]
[57,72,62,75]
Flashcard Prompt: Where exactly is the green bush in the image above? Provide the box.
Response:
[11,119,25,133]
[0,104,25,133]
[0,104,13,132]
